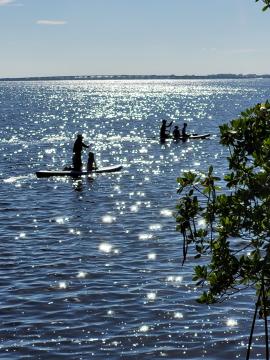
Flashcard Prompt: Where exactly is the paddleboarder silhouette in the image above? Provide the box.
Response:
[72,134,89,171]
[160,119,173,141]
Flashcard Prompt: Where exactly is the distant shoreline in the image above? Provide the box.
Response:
[1,74,270,82]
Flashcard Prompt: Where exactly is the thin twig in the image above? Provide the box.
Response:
[262,273,269,360]
[246,288,262,360]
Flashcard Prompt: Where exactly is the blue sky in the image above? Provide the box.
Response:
[0,0,269,77]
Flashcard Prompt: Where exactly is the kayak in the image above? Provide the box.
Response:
[160,133,210,141]
[180,133,210,140]
[36,164,123,178]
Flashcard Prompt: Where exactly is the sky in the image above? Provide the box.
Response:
[0,0,269,78]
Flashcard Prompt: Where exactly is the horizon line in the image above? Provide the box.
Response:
[1,73,270,81]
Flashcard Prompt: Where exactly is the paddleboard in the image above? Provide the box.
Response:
[36,164,123,178]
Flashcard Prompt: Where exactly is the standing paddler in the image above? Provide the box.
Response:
[160,119,173,141]
[72,134,89,171]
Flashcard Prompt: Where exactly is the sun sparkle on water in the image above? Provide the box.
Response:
[138,233,153,240]
[139,325,149,333]
[160,209,173,217]
[102,215,116,223]
[148,253,156,260]
[77,271,87,278]
[99,242,112,253]
[146,292,157,301]
[226,319,238,327]
[59,281,67,289]
[174,312,184,319]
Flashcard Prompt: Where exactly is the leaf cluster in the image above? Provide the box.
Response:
[256,0,270,11]
[175,101,270,309]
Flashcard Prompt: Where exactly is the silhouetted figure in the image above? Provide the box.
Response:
[160,119,173,141]
[72,134,89,171]
[87,151,97,172]
[172,125,181,140]
[182,123,189,140]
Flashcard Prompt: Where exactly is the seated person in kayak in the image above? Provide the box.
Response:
[87,151,98,172]
[72,134,89,171]
[182,123,189,139]
[160,119,173,140]
[172,125,181,140]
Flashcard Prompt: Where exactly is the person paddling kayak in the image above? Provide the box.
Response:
[182,123,190,140]
[172,125,181,140]
[160,119,173,141]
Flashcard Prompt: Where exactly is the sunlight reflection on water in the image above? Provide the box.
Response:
[0,79,269,359]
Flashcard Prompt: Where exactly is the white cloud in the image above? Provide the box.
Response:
[0,0,14,5]
[36,20,67,26]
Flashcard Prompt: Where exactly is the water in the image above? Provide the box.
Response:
[0,79,269,359]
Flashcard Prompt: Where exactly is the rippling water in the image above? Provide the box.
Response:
[0,79,270,359]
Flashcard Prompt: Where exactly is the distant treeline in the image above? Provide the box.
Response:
[1,74,270,81]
